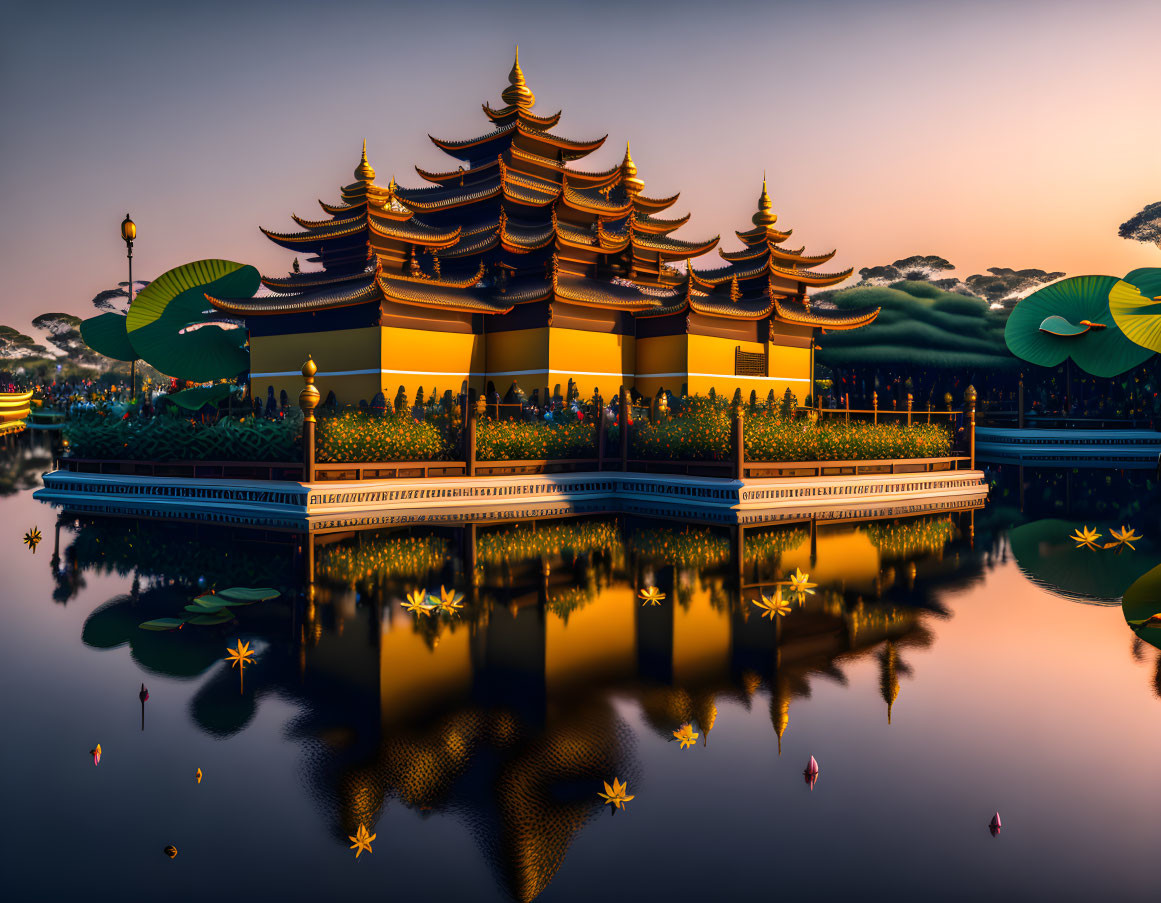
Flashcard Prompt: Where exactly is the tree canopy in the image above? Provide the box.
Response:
[1118,201,1161,249]
[816,281,1015,369]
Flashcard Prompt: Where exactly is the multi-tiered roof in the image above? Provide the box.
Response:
[210,53,873,328]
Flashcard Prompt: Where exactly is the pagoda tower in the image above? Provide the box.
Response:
[210,55,877,406]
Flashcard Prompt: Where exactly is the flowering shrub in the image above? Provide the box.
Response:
[65,415,298,461]
[475,418,595,461]
[316,532,450,581]
[316,412,448,462]
[628,408,952,462]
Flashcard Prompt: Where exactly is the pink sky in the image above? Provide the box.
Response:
[1,0,1157,336]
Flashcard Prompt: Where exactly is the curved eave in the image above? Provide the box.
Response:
[501,177,559,208]
[442,228,500,259]
[633,233,720,260]
[633,192,680,213]
[562,184,632,217]
[552,275,662,311]
[319,199,366,216]
[397,184,503,213]
[415,158,498,185]
[501,224,555,252]
[207,279,380,316]
[774,299,880,330]
[430,123,516,150]
[380,260,486,290]
[259,222,366,249]
[482,103,562,130]
[368,218,462,249]
[376,273,512,314]
[291,211,365,230]
[497,277,553,304]
[515,120,606,160]
[737,225,793,244]
[261,263,377,293]
[635,212,691,234]
[720,244,800,263]
[768,262,854,287]
[690,296,774,320]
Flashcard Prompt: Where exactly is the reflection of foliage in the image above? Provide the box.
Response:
[545,584,597,622]
[67,520,294,587]
[316,533,449,583]
[628,527,729,568]
[865,516,958,560]
[64,415,298,461]
[476,520,618,565]
[844,603,919,646]
[743,526,809,564]
[1121,563,1161,652]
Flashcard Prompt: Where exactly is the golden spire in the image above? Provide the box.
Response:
[752,173,778,227]
[501,47,536,109]
[621,142,644,196]
[355,139,376,182]
[880,641,900,725]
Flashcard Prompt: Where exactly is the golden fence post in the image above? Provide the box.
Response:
[619,384,630,472]
[927,400,932,424]
[966,385,977,469]
[873,391,878,425]
[595,391,605,469]
[733,403,745,480]
[906,392,913,427]
[470,397,485,476]
[844,392,849,424]
[298,357,320,483]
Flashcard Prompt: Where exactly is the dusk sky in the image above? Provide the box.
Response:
[2,0,1158,333]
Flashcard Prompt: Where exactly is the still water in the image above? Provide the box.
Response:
[2,442,1158,902]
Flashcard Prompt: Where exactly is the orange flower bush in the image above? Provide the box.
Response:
[475,419,595,461]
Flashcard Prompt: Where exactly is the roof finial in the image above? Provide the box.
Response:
[621,142,644,196]
[752,174,778,227]
[502,47,535,109]
[355,139,376,182]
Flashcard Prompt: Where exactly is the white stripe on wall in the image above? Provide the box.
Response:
[251,368,808,383]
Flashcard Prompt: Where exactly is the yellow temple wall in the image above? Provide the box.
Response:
[548,327,634,399]
[480,327,544,398]
[249,328,382,406]
[684,333,811,401]
[381,326,483,400]
[635,334,688,399]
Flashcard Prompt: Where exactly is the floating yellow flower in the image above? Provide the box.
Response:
[1106,525,1141,551]
[23,527,42,552]
[164,845,178,859]
[673,723,699,749]
[1070,526,1102,550]
[348,823,376,858]
[402,590,435,616]
[786,568,817,599]
[598,777,635,809]
[225,639,255,669]
[752,589,792,620]
[639,586,666,606]
[196,768,202,784]
[436,585,464,614]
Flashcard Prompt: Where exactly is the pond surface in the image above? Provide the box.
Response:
[2,442,1158,902]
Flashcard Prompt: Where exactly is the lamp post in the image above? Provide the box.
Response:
[121,214,137,399]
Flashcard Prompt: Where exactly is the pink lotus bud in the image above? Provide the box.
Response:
[989,812,1001,837]
[804,756,819,776]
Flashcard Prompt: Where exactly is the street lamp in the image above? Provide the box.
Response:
[121,214,137,398]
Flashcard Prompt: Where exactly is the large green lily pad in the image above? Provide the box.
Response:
[161,383,238,412]
[1108,267,1161,353]
[80,312,136,362]
[1008,518,1161,605]
[1005,275,1153,376]
[1122,562,1161,651]
[126,260,258,382]
[216,587,280,602]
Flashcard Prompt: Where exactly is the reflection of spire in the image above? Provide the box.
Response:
[879,641,900,724]
[693,693,717,746]
[770,678,790,755]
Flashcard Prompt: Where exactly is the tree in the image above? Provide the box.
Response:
[858,255,955,286]
[964,267,1066,307]
[32,312,99,363]
[0,325,48,360]
[1119,201,1161,250]
[90,281,151,313]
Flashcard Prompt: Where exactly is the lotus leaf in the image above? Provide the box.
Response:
[1008,518,1161,605]
[1004,275,1152,376]
[215,587,281,602]
[138,617,188,631]
[126,260,258,382]
[1108,267,1161,353]
[1122,562,1161,651]
[80,312,136,362]
[185,611,236,626]
[190,594,245,609]
[161,384,238,412]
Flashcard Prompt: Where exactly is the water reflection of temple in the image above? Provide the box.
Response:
[66,506,982,902]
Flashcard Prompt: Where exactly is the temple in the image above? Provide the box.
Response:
[210,53,878,405]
